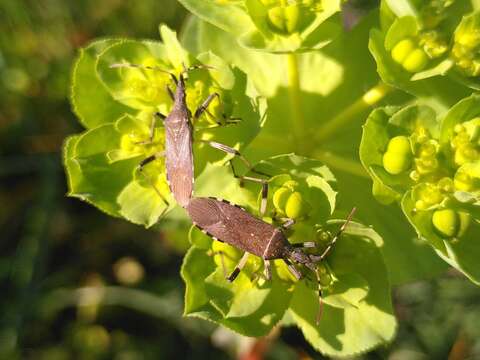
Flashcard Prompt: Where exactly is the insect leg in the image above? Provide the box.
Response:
[293,242,317,248]
[110,62,177,82]
[194,92,219,120]
[314,269,324,325]
[263,260,272,281]
[193,92,241,127]
[282,258,303,280]
[227,252,250,282]
[279,218,295,229]
[166,85,175,101]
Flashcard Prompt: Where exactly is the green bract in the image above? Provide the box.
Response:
[177,0,342,52]
[451,11,480,88]
[362,94,480,283]
[370,1,480,100]
[64,25,263,227]
[181,155,396,357]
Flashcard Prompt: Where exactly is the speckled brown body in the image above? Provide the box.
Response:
[164,76,194,208]
[186,197,289,259]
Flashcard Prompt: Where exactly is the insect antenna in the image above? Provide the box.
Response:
[312,207,357,262]
[110,62,179,84]
[312,207,356,324]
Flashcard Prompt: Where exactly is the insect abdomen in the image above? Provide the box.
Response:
[186,197,288,259]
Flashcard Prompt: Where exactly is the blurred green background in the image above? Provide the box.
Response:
[1,0,479,359]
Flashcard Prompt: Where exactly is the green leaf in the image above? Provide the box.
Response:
[323,273,369,309]
[289,222,396,357]
[401,191,480,285]
[383,0,418,18]
[66,124,139,217]
[96,39,173,110]
[177,0,254,35]
[384,16,418,51]
[159,24,190,69]
[440,94,480,146]
[181,18,285,97]
[71,39,133,129]
[117,180,172,227]
[181,245,292,337]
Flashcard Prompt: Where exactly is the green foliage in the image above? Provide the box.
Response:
[177,0,342,52]
[63,0,480,357]
[361,95,480,284]
[182,157,396,356]
[65,26,263,226]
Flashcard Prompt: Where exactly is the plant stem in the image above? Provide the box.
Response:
[314,82,393,144]
[287,52,306,154]
[315,150,368,178]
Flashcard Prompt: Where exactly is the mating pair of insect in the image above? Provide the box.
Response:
[112,61,355,320]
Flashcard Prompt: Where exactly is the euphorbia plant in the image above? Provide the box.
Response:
[64,0,480,357]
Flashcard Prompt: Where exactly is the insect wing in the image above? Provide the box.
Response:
[165,119,194,208]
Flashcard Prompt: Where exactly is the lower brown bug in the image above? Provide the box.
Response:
[186,196,356,323]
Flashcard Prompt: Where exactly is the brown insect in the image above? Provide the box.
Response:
[111,63,258,209]
[186,196,356,322]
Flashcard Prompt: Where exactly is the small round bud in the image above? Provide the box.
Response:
[267,4,300,35]
[437,177,454,193]
[403,48,429,73]
[383,151,411,175]
[432,209,471,239]
[285,191,311,219]
[454,124,465,133]
[454,170,474,192]
[432,209,459,238]
[391,39,416,64]
[410,170,421,182]
[383,136,412,175]
[419,141,437,158]
[387,135,411,154]
[455,145,478,166]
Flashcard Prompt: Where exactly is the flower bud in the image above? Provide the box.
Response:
[267,4,300,35]
[437,177,454,193]
[452,13,480,77]
[419,31,448,58]
[285,191,311,219]
[455,144,478,166]
[403,48,429,73]
[382,136,413,175]
[391,39,416,64]
[414,183,444,209]
[454,170,473,191]
[432,209,471,239]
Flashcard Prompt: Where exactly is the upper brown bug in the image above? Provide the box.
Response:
[186,196,356,322]
[110,63,261,210]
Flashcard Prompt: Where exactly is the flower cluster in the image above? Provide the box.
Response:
[179,0,341,52]
[362,95,480,283]
[371,1,480,92]
[362,97,480,241]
